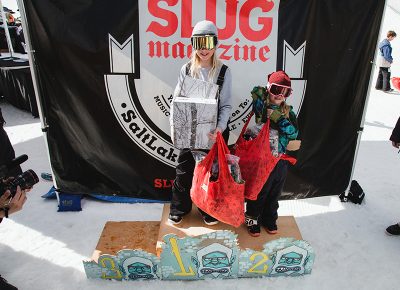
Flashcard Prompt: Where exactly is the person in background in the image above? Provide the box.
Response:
[375,30,396,92]
[0,187,28,290]
[6,12,15,26]
[2,7,15,25]
[245,71,298,237]
[168,20,232,226]
[385,116,400,236]
[0,109,28,290]
[14,21,26,54]
[0,108,22,177]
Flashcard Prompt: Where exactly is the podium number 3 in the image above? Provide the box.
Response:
[99,257,122,279]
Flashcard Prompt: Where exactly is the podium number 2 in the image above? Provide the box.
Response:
[248,252,269,274]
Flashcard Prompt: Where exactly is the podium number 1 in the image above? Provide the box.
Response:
[169,237,195,276]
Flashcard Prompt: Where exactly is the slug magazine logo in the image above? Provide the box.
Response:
[105,0,307,168]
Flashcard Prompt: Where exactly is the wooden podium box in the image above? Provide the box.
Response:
[83,204,315,281]
[157,204,302,255]
[91,204,302,259]
[91,221,160,262]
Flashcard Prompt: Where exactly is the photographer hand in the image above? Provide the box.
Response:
[392,141,400,149]
[0,186,27,218]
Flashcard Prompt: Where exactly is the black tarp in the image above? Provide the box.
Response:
[0,58,38,117]
[277,0,385,198]
[22,0,385,200]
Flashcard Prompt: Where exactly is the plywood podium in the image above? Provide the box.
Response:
[84,204,314,281]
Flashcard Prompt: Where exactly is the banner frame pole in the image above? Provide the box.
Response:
[16,0,59,190]
[0,0,15,57]
[344,0,388,196]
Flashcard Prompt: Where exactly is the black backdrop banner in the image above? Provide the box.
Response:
[22,0,384,200]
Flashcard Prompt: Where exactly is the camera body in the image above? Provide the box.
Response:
[1,169,39,197]
[0,155,39,197]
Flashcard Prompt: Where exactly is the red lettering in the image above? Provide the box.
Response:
[219,44,232,61]
[154,179,175,188]
[162,179,174,188]
[249,45,257,61]
[258,45,270,62]
[147,0,276,42]
[154,179,162,188]
[181,0,194,38]
[149,40,192,59]
[147,0,179,37]
[233,38,240,61]
[172,41,186,58]
[239,0,274,41]
[147,39,270,63]
[205,0,216,23]
[187,45,193,57]
[148,41,170,57]
[242,44,249,61]
[206,0,238,40]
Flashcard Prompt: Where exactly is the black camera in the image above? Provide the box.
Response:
[0,154,39,197]
[1,169,39,197]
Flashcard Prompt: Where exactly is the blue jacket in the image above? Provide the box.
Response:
[379,39,393,63]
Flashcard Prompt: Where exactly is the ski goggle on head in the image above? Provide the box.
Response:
[267,83,292,98]
[191,35,218,50]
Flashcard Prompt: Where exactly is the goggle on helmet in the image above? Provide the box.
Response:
[191,34,218,50]
[267,83,292,99]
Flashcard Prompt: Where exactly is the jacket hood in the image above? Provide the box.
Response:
[379,39,390,49]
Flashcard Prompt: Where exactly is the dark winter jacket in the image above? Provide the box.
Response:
[390,117,400,143]
[268,104,298,153]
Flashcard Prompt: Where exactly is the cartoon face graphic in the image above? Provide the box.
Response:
[128,262,152,275]
[192,243,235,278]
[122,256,157,280]
[270,245,307,276]
[278,252,303,266]
[202,251,230,268]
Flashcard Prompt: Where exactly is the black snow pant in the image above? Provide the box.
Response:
[246,160,288,229]
[169,129,229,218]
[375,67,391,91]
[169,148,195,216]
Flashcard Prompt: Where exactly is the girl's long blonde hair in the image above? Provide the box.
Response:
[188,50,221,80]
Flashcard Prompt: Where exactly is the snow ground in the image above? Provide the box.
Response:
[0,1,400,290]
